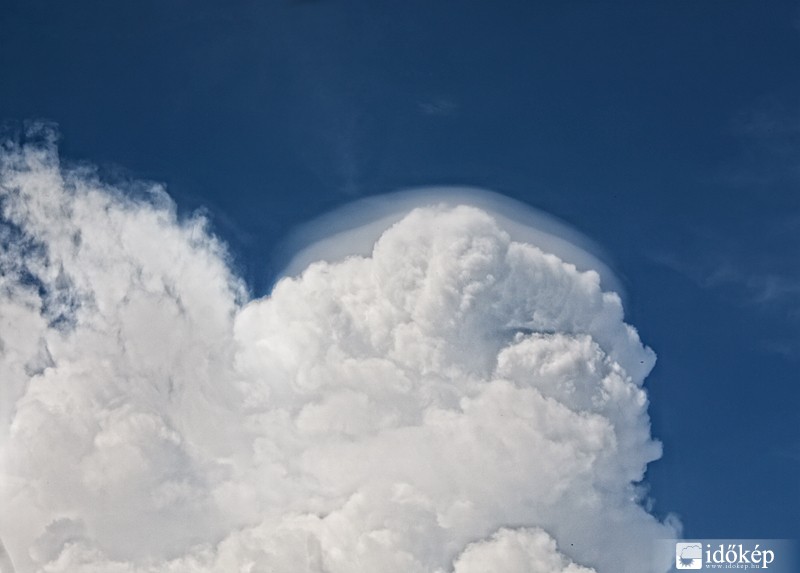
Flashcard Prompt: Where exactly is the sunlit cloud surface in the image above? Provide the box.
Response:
[0,134,676,573]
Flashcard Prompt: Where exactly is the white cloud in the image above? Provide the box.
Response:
[0,132,677,573]
[453,528,595,573]
[272,186,625,297]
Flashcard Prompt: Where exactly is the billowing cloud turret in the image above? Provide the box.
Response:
[0,135,676,573]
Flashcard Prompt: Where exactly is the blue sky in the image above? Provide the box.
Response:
[1,0,798,551]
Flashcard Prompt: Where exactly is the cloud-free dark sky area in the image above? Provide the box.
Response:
[1,0,799,569]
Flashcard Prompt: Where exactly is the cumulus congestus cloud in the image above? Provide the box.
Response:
[0,135,677,573]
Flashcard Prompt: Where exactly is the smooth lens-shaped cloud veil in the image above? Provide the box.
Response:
[0,134,677,573]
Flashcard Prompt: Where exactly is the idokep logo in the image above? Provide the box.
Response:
[704,543,775,569]
[676,542,703,569]
[669,539,795,571]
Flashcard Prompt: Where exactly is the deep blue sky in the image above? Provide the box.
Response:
[2,0,798,542]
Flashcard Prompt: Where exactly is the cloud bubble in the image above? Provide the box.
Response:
[273,186,624,297]
[0,131,677,573]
